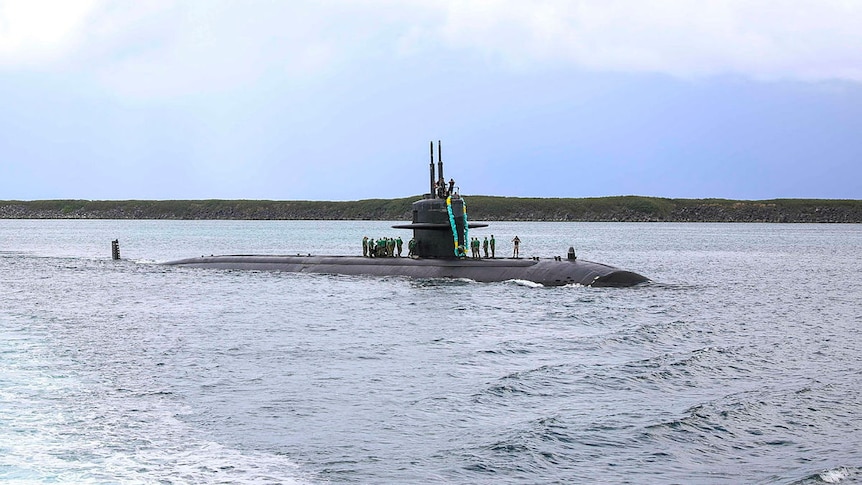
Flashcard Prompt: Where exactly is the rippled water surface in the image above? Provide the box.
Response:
[1,220,861,484]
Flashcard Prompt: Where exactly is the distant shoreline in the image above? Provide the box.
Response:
[1,196,861,223]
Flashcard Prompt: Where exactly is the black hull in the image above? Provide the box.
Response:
[163,255,648,287]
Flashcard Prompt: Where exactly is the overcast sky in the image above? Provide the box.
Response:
[1,0,860,200]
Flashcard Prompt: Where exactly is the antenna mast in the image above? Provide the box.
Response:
[437,140,444,184]
[429,141,435,198]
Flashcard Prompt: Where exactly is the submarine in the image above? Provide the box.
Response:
[164,142,648,287]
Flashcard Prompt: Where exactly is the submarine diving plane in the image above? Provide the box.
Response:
[164,142,648,287]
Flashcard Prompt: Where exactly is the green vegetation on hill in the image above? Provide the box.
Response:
[1,196,860,222]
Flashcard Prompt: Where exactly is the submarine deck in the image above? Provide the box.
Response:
[163,254,648,287]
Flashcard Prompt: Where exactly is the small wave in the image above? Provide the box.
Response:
[478,346,533,355]
[484,382,532,397]
[562,282,585,288]
[473,364,578,403]
[506,279,544,288]
[820,467,853,483]
[791,466,858,484]
[458,417,574,479]
[410,277,476,287]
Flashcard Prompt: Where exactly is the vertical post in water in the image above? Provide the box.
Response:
[111,239,120,260]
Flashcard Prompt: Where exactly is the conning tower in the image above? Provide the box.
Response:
[392,141,488,259]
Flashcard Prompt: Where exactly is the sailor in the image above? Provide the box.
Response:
[396,237,403,257]
[512,235,520,258]
[368,238,375,257]
[362,236,368,257]
[448,178,455,196]
[387,238,395,257]
[408,238,416,257]
[483,237,489,258]
[490,235,496,258]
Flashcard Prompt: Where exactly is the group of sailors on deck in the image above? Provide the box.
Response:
[468,236,497,259]
[363,236,411,258]
[362,234,523,259]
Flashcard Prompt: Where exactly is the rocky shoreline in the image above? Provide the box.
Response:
[1,196,860,223]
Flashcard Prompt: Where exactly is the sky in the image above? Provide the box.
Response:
[1,0,860,201]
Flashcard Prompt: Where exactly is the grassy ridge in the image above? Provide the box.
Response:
[1,196,861,222]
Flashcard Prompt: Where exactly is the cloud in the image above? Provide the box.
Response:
[1,0,861,98]
[0,0,100,65]
[81,1,348,98]
[1,0,351,97]
[433,0,862,81]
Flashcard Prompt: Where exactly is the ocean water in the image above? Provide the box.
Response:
[1,219,861,484]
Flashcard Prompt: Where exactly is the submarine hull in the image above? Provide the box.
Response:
[161,143,649,287]
[163,255,648,287]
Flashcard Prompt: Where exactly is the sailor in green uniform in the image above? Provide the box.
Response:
[368,238,375,257]
[483,237,489,258]
[396,237,403,257]
[490,235,495,258]
[408,238,416,257]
